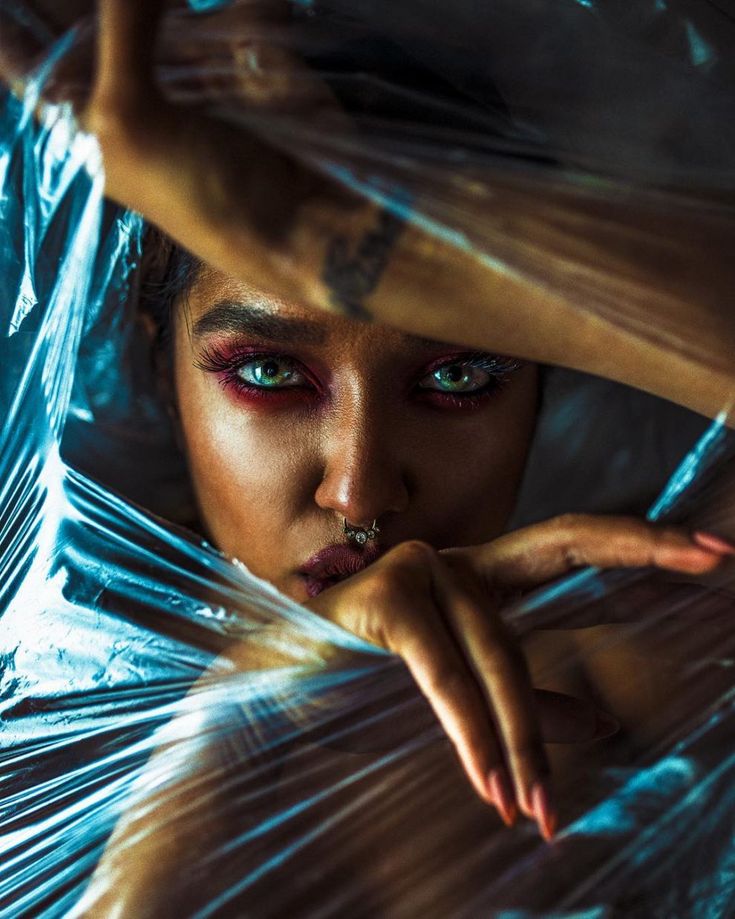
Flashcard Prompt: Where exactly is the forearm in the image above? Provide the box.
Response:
[94,85,735,421]
[12,0,733,419]
[319,187,735,421]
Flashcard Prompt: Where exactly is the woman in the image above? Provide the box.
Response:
[4,1,735,913]
[67,233,733,918]
[131,231,730,831]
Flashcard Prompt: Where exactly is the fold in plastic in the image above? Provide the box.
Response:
[2,2,735,916]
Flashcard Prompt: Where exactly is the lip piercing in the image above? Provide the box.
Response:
[343,519,380,546]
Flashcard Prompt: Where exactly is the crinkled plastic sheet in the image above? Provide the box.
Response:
[2,1,735,916]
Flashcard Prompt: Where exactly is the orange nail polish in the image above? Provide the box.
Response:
[531,780,557,842]
[693,531,735,556]
[487,767,517,827]
[517,785,535,820]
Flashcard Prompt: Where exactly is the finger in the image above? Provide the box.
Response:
[476,515,731,590]
[393,614,510,816]
[172,2,340,117]
[431,568,555,839]
[378,582,514,824]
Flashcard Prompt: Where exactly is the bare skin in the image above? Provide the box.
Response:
[173,270,539,600]
[169,267,731,833]
[3,3,735,913]
[87,0,735,420]
[2,1,734,416]
[74,509,729,918]
[60,266,735,917]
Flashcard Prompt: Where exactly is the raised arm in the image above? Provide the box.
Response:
[3,0,734,418]
[85,0,735,420]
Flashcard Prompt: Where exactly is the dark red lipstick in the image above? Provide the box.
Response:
[299,543,382,598]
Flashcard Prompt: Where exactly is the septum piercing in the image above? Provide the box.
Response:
[343,519,380,546]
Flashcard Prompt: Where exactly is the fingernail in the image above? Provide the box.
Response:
[487,767,517,827]
[517,783,535,820]
[592,709,620,741]
[531,780,557,842]
[693,531,735,556]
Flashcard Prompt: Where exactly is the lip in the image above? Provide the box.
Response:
[299,542,383,598]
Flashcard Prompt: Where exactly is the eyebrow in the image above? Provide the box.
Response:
[192,301,328,344]
[191,299,477,355]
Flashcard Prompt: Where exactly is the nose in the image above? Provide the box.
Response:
[313,396,410,527]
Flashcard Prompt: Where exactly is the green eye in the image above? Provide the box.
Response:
[237,357,305,388]
[420,362,493,394]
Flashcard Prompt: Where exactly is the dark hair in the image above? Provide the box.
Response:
[138,226,202,352]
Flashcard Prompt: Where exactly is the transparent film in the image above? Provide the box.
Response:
[1,1,735,916]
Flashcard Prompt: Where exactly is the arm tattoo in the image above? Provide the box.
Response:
[322,207,406,320]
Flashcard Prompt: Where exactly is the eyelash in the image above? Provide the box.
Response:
[195,346,316,400]
[419,353,523,406]
[195,345,522,406]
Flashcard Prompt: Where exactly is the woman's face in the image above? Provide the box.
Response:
[172,265,538,603]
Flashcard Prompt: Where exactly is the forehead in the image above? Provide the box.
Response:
[183,265,453,355]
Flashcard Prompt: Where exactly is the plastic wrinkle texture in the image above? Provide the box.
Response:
[1,1,735,917]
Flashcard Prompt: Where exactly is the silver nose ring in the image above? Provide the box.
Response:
[344,519,380,546]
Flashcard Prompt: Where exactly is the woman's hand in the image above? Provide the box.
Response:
[308,515,731,839]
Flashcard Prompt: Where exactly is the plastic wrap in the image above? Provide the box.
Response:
[1,1,735,916]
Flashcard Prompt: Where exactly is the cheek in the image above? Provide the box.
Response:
[419,374,537,546]
[174,364,316,569]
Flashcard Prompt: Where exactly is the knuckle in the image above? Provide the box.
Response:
[480,647,530,687]
[560,542,583,569]
[615,516,650,540]
[509,733,546,766]
[361,570,404,617]
[552,512,587,536]
[357,579,424,649]
[657,524,685,545]
[372,561,422,605]
[388,539,437,570]
[425,663,468,700]
[544,514,588,564]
